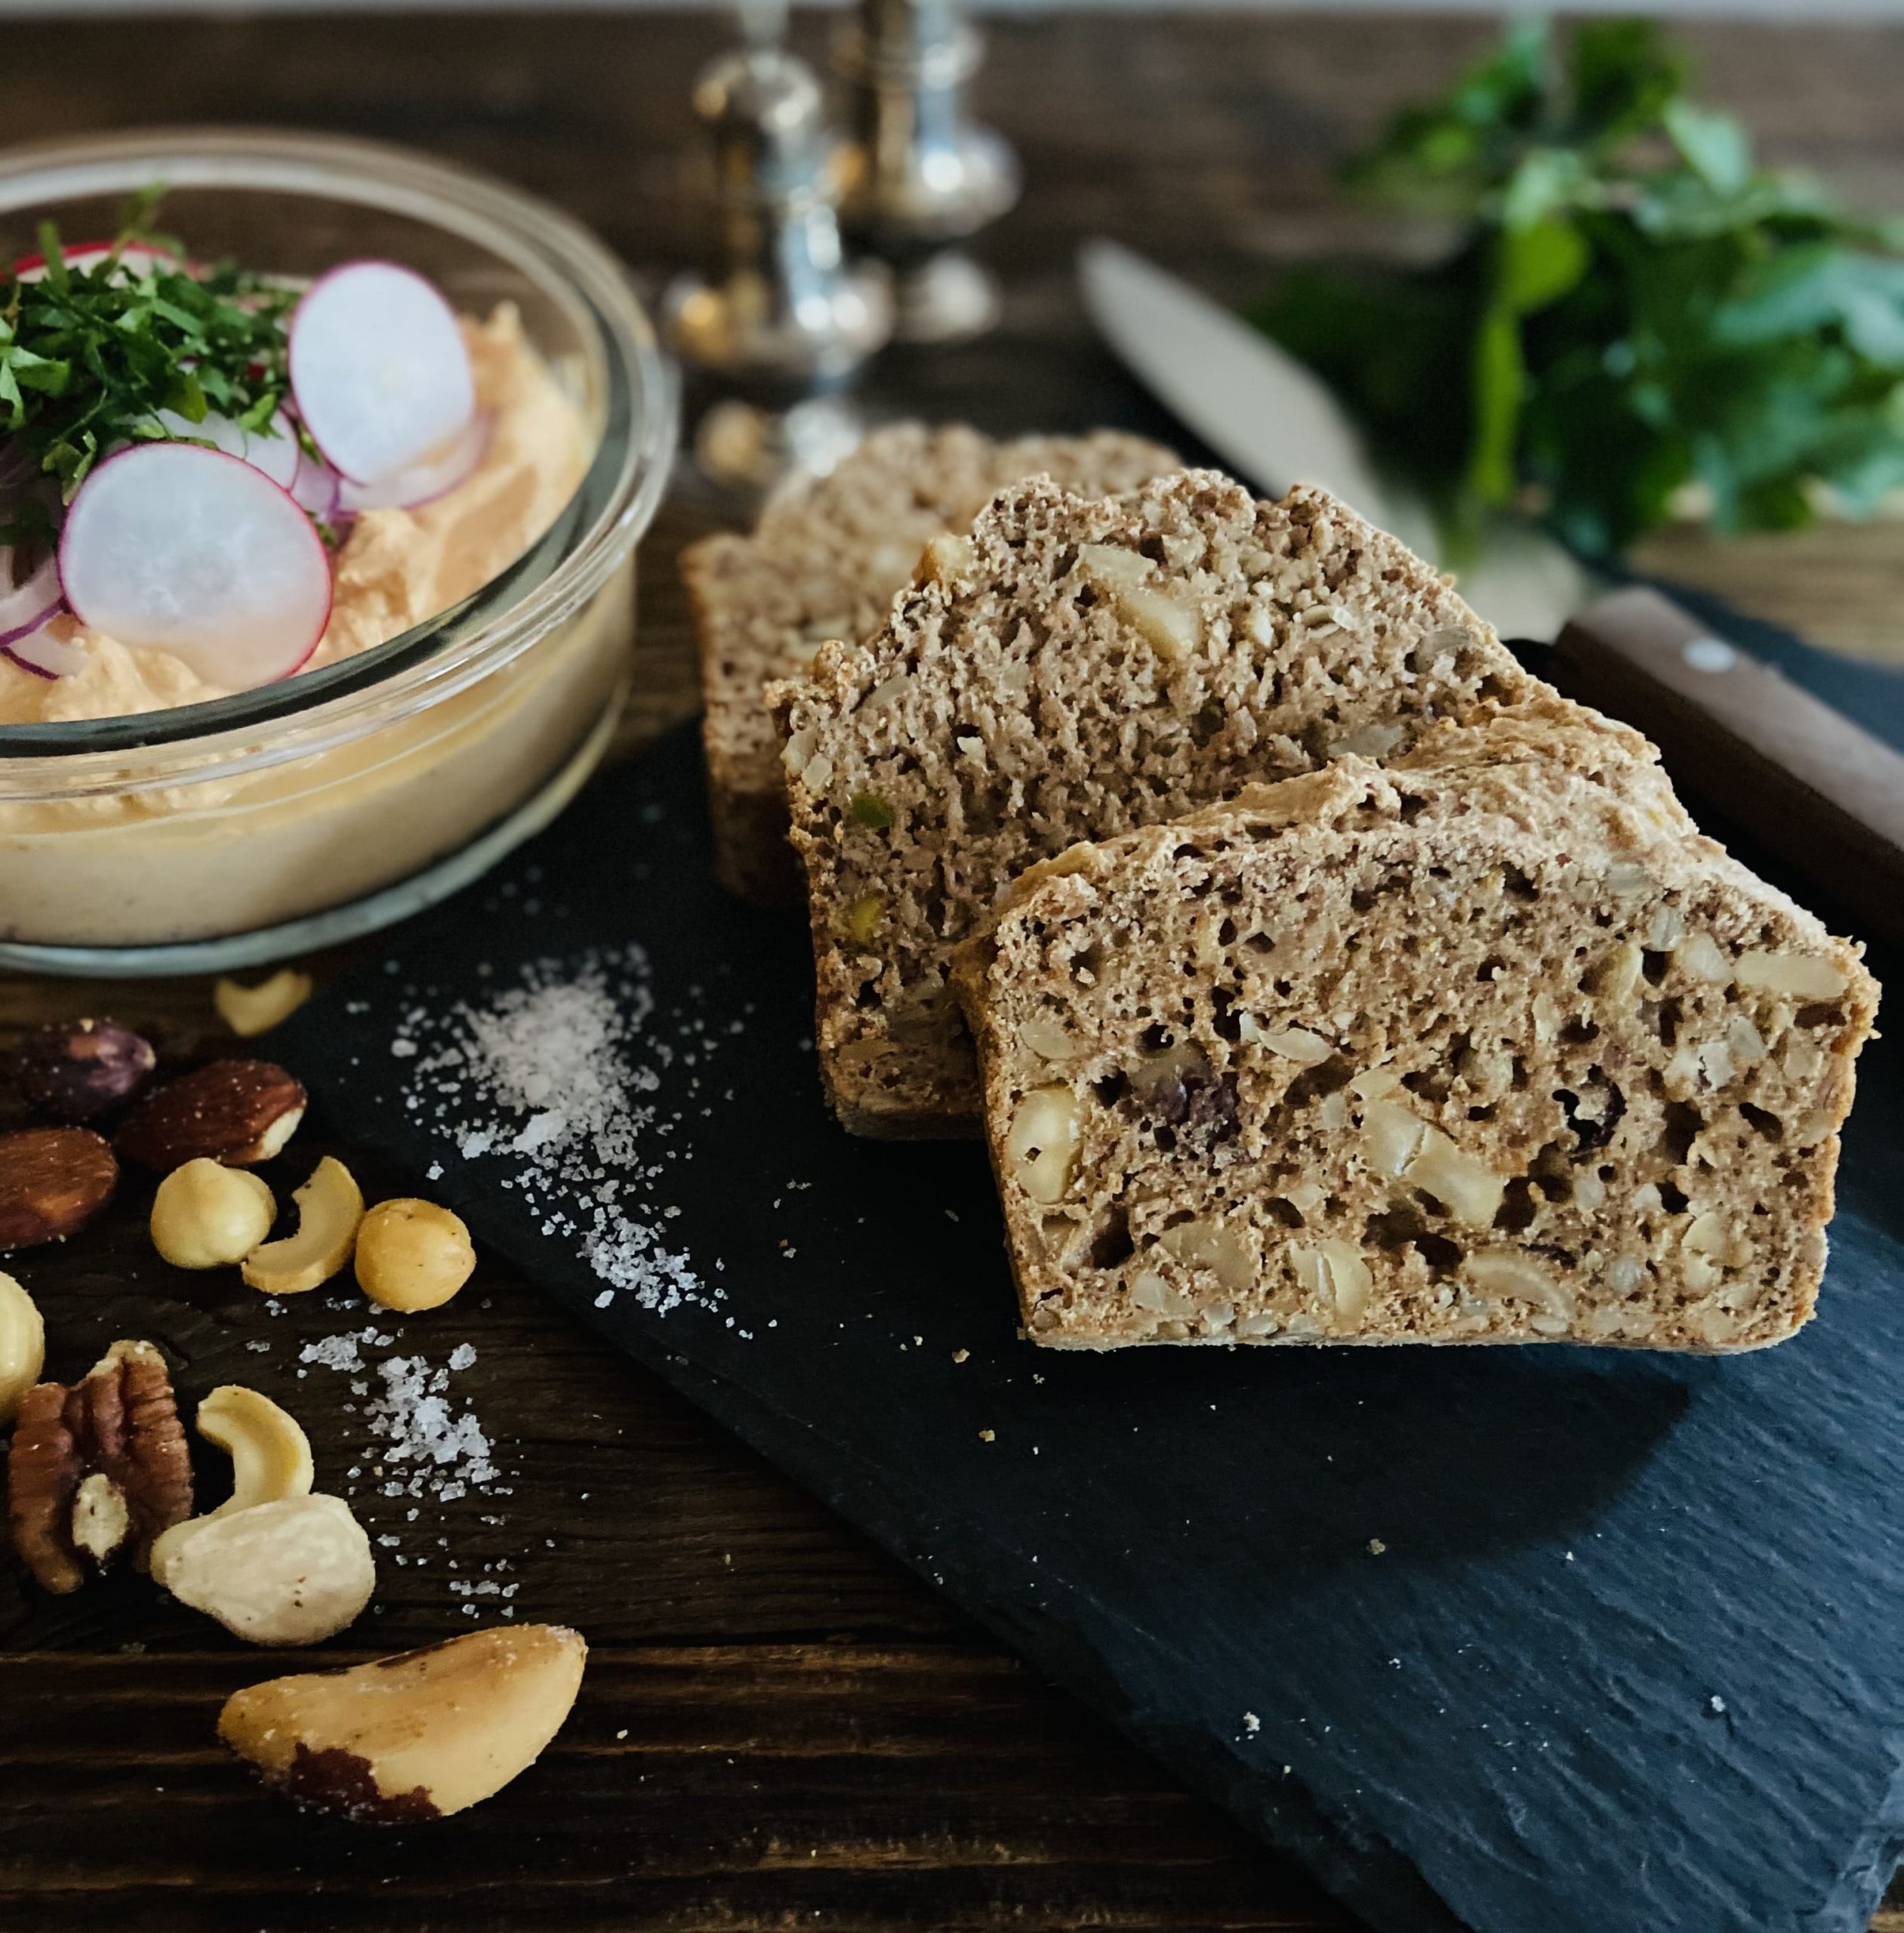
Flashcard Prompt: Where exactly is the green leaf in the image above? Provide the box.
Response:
[1569,19,1686,146]
[1501,218,1589,312]
[1715,248,1904,366]
[1466,302,1526,507]
[1663,98,1752,197]
[163,368,208,422]
[33,221,67,290]
[1499,151,1586,232]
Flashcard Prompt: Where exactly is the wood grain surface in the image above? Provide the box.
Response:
[2,12,1900,1931]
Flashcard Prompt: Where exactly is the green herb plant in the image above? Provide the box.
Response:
[0,188,300,569]
[1249,18,1904,559]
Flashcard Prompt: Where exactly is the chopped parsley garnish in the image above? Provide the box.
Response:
[0,187,299,550]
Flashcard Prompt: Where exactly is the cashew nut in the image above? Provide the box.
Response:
[241,1157,363,1295]
[196,1384,314,1518]
[0,1271,46,1424]
[215,969,315,1038]
[149,1384,361,1645]
[219,1625,587,1820]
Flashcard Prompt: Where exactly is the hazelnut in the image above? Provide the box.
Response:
[1735,950,1849,1000]
[1465,1250,1575,1330]
[15,1019,156,1123]
[1078,545,1203,660]
[151,1160,277,1270]
[219,1624,587,1822]
[1291,1240,1372,1331]
[1006,1086,1083,1204]
[1157,1218,1253,1295]
[355,1199,476,1313]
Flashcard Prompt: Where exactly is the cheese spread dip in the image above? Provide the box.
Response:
[0,308,584,728]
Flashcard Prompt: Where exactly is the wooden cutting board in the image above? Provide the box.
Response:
[277,721,1904,1933]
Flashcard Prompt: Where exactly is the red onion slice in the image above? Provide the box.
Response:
[58,444,333,689]
[0,544,62,645]
[2,614,87,680]
[337,412,491,513]
[289,261,476,485]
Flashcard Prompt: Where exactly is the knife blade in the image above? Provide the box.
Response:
[1079,237,1904,933]
[1080,237,1592,642]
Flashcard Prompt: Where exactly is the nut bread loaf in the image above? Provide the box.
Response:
[773,470,1540,1136]
[950,708,1878,1351]
[684,423,1179,903]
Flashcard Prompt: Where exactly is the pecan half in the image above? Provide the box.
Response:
[0,1127,119,1252]
[116,1061,307,1170]
[8,1340,193,1595]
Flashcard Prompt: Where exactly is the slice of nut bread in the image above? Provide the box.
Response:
[772,469,1540,1136]
[684,423,1179,903]
[950,708,1878,1351]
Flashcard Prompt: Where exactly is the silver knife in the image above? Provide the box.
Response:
[1079,238,1594,643]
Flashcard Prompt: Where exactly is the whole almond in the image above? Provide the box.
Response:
[16,1019,157,1124]
[0,1128,119,1252]
[116,1061,307,1171]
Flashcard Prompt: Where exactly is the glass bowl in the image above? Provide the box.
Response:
[0,128,676,975]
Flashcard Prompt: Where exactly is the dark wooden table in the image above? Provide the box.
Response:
[2,13,1901,1930]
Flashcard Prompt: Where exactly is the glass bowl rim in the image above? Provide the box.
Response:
[0,127,676,793]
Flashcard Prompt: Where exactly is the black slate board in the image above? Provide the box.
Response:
[279,723,1904,1933]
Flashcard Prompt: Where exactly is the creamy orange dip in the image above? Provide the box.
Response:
[0,305,585,727]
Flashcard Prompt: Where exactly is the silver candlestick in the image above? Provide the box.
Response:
[664,46,892,491]
[833,0,1020,343]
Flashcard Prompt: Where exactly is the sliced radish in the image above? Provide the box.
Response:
[338,411,491,513]
[0,544,61,646]
[149,407,303,492]
[2,614,88,680]
[58,445,332,689]
[290,443,344,522]
[290,261,476,485]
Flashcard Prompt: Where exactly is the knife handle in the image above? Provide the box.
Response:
[1551,585,1904,948]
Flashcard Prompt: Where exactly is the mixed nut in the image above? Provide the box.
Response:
[1,995,577,1821]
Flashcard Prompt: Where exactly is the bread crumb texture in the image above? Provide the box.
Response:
[775,469,1539,1134]
[950,708,1878,1352]
[684,424,1179,902]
